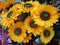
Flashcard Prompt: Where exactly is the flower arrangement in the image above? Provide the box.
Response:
[0,0,60,45]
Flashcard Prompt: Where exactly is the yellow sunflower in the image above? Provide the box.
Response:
[31,4,59,27]
[0,11,15,27]
[24,16,41,36]
[40,27,55,44]
[23,33,32,43]
[9,4,24,20]
[8,22,26,42]
[20,1,40,12]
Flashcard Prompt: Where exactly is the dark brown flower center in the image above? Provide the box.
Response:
[40,11,50,21]
[29,20,38,28]
[24,3,33,8]
[17,12,30,22]
[7,11,13,18]
[14,28,21,36]
[43,29,50,37]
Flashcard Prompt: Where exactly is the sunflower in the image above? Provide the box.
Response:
[31,4,59,27]
[20,1,40,12]
[24,16,41,36]
[0,11,15,27]
[9,4,24,20]
[8,22,26,42]
[40,27,55,44]
[23,33,32,43]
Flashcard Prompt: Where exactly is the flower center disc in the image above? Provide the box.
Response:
[43,29,50,37]
[40,11,50,21]
[29,20,38,28]
[24,3,32,8]
[14,28,21,36]
[7,11,13,18]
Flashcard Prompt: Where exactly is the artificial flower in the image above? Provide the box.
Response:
[40,27,55,44]
[9,4,24,20]
[31,4,59,27]
[20,1,40,12]
[24,16,41,36]
[8,22,26,42]
[0,11,14,27]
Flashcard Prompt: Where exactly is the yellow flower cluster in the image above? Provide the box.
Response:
[0,0,60,44]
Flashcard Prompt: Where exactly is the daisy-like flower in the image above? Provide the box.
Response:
[0,11,14,27]
[24,16,41,36]
[23,33,32,43]
[40,27,55,44]
[9,4,24,20]
[20,1,40,12]
[0,4,23,27]
[31,4,59,27]
[8,22,26,42]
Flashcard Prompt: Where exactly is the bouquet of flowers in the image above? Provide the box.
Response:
[0,0,60,45]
